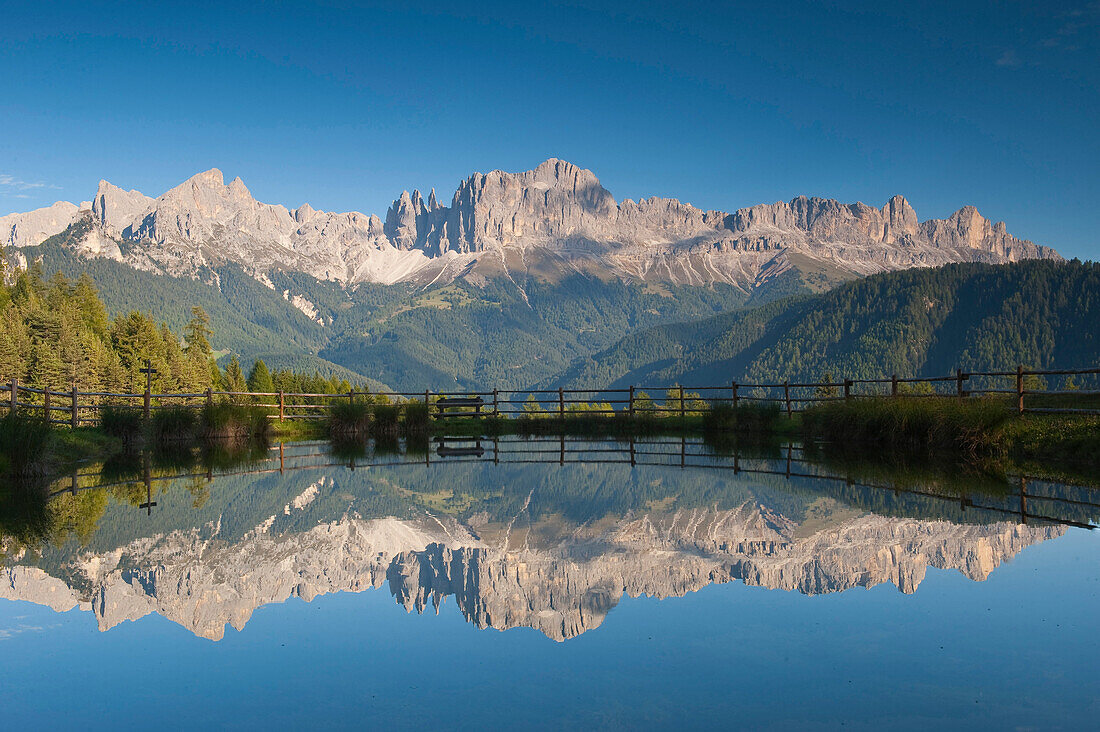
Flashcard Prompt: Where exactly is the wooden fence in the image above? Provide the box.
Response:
[3,365,1099,426]
[49,437,1100,530]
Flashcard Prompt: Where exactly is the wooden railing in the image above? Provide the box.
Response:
[48,437,1100,530]
[3,365,1099,426]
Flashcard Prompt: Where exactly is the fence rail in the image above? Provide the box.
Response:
[4,365,1099,426]
[48,437,1100,530]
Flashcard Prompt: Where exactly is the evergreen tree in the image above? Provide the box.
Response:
[224,355,247,393]
[247,359,274,393]
[73,273,108,336]
[184,306,213,358]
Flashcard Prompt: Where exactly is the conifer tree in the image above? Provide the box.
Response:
[224,355,247,394]
[247,359,274,393]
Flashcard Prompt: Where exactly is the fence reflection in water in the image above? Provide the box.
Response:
[50,435,1100,531]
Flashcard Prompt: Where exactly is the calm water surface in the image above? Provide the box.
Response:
[2,437,1097,730]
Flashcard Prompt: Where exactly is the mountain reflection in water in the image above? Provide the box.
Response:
[1,437,1094,642]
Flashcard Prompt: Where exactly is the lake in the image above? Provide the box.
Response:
[2,436,1097,730]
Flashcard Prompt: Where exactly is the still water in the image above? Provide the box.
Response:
[2,437,1098,729]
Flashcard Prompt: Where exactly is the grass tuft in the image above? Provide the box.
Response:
[201,403,270,443]
[150,406,198,443]
[703,402,784,436]
[801,397,1012,456]
[328,400,372,437]
[99,405,143,441]
[0,415,55,480]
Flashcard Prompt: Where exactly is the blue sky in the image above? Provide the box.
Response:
[1,0,1098,259]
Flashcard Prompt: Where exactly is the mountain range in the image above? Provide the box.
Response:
[0,160,1068,389]
[0,447,1065,641]
[2,158,1056,291]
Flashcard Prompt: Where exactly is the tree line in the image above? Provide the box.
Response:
[0,262,360,396]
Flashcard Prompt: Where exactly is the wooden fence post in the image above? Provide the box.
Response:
[558,387,565,419]
[10,377,17,415]
[348,388,355,404]
[278,390,285,422]
[891,374,898,397]
[424,390,431,419]
[784,380,791,417]
[679,385,685,419]
[1016,365,1025,414]
[731,381,739,409]
[141,359,154,420]
[205,388,213,408]
[956,369,966,399]
[71,384,79,428]
[844,379,852,400]
[629,386,635,416]
[493,389,499,417]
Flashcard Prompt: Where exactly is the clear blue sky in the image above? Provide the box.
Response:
[1,1,1097,259]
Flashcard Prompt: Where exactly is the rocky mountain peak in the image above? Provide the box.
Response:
[227,176,251,199]
[0,159,1060,289]
[294,202,317,223]
[0,503,1061,642]
[92,179,154,235]
[189,167,226,188]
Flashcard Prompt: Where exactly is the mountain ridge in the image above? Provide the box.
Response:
[551,259,1100,388]
[1,159,1059,295]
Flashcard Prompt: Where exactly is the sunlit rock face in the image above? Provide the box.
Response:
[0,499,1060,642]
[0,159,1058,290]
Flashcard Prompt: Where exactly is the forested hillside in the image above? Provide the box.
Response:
[555,260,1100,387]
[321,276,746,389]
[0,262,372,397]
[18,227,1092,393]
[20,232,748,390]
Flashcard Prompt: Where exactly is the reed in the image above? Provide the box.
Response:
[327,400,372,437]
[0,415,55,480]
[702,402,784,436]
[801,396,1013,456]
[403,401,431,436]
[150,406,198,443]
[201,403,270,442]
[99,405,143,442]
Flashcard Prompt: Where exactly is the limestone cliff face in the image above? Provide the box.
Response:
[0,500,1060,642]
[0,200,83,249]
[0,159,1059,290]
[388,507,1058,640]
[91,180,153,235]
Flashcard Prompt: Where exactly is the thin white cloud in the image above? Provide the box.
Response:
[0,173,61,194]
[0,623,46,640]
